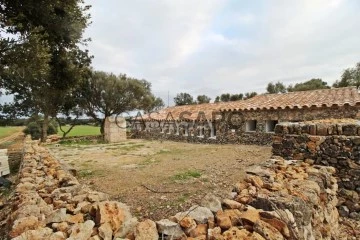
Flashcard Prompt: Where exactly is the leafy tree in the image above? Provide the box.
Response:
[333,62,360,88]
[197,95,211,104]
[230,94,243,101]
[220,93,231,102]
[144,97,164,113]
[266,81,287,94]
[81,71,158,137]
[23,119,58,140]
[214,93,244,102]
[0,0,92,142]
[287,79,330,92]
[244,92,257,100]
[174,93,195,106]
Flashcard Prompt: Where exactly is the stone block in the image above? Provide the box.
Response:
[316,123,328,136]
[274,124,288,135]
[104,116,127,143]
[309,124,317,135]
[342,124,358,136]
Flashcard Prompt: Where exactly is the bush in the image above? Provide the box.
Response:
[23,120,58,140]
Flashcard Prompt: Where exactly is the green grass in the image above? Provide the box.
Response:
[77,169,105,178]
[59,125,100,137]
[59,139,104,145]
[0,126,23,139]
[171,170,202,181]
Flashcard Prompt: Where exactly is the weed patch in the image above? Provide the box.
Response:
[78,169,94,178]
[171,170,202,181]
[140,158,161,166]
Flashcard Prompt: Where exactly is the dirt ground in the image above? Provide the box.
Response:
[49,139,272,220]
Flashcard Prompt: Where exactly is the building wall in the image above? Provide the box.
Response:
[131,106,360,146]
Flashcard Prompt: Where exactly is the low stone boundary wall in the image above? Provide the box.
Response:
[131,130,273,146]
[272,122,360,219]
[8,139,339,239]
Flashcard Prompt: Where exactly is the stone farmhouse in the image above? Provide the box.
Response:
[132,87,360,145]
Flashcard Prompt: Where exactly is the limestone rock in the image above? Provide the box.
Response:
[216,210,232,230]
[179,216,196,229]
[46,208,67,224]
[94,201,132,234]
[49,231,67,240]
[98,222,113,240]
[222,199,245,210]
[135,219,159,240]
[11,227,53,240]
[222,227,251,239]
[156,219,185,239]
[179,216,197,235]
[114,217,138,238]
[10,216,43,238]
[67,220,95,240]
[240,209,261,225]
[66,213,84,224]
[246,175,264,188]
[200,194,222,213]
[52,222,69,233]
[175,205,214,224]
[189,223,207,238]
[208,227,223,240]
[338,206,350,217]
[87,191,108,202]
[253,220,284,240]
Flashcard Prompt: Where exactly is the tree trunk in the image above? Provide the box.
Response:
[41,114,49,142]
[100,118,106,140]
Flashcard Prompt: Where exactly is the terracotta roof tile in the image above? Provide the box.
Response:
[221,87,360,111]
[141,87,360,121]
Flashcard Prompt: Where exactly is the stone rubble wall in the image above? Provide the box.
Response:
[131,106,360,146]
[272,122,360,220]
[131,130,273,146]
[8,139,339,240]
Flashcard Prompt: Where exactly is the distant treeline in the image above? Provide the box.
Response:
[0,118,97,127]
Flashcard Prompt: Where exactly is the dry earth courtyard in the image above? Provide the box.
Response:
[49,140,271,220]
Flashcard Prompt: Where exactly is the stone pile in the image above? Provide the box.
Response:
[273,121,360,220]
[8,139,339,239]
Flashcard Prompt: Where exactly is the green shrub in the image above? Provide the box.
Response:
[23,120,58,140]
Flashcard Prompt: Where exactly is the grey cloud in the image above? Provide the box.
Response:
[85,0,360,104]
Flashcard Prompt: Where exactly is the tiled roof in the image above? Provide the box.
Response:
[141,87,360,121]
[221,87,360,111]
[142,102,226,121]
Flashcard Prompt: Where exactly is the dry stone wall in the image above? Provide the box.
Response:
[131,106,360,146]
[272,121,360,220]
[131,130,273,146]
[7,138,340,239]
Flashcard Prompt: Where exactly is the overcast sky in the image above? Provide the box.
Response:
[84,0,360,105]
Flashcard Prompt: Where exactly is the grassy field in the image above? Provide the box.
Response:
[59,125,100,137]
[0,126,23,139]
